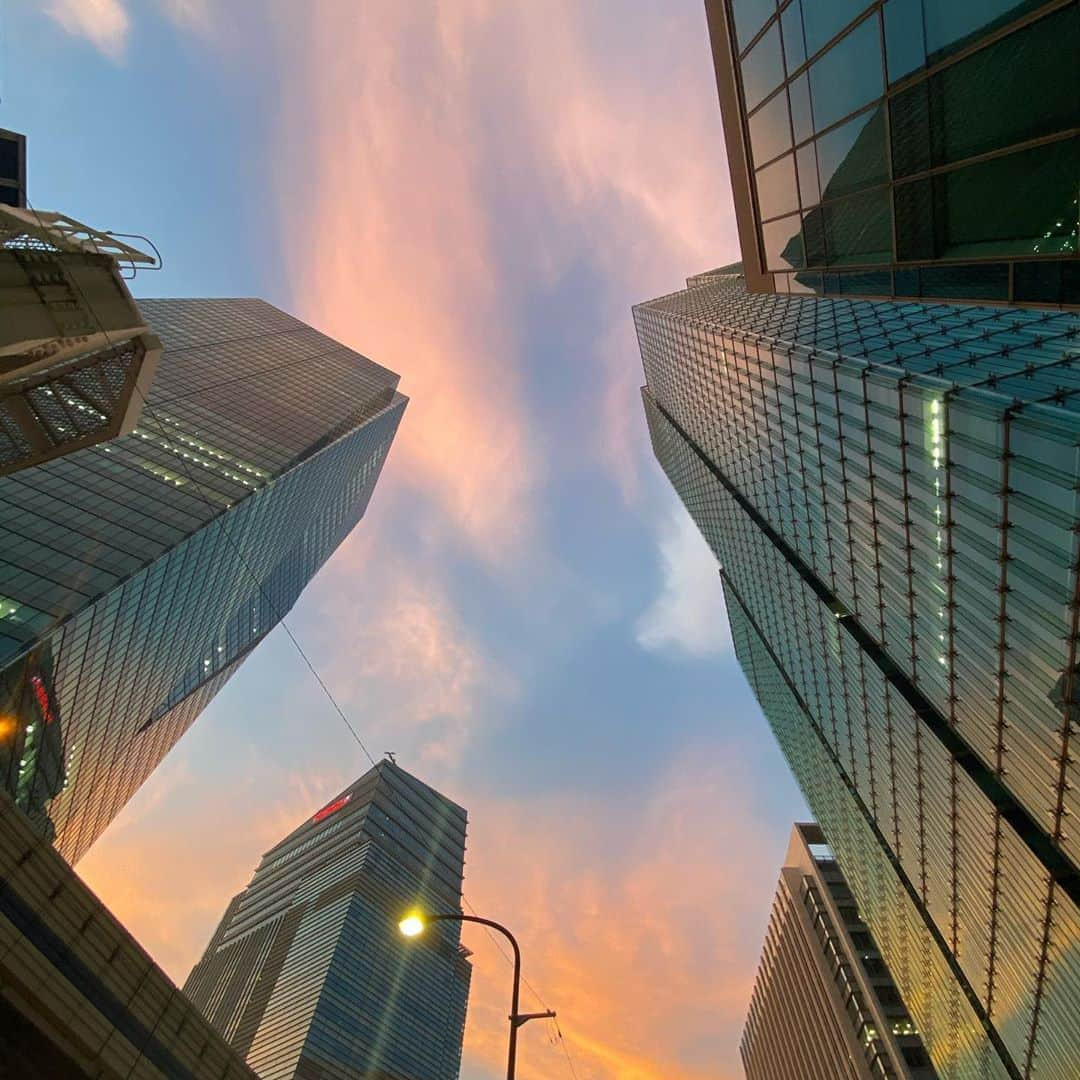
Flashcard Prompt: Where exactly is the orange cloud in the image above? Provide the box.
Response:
[46,0,129,58]
[457,744,780,1079]
[270,2,541,567]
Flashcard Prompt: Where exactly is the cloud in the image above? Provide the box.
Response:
[636,503,731,657]
[306,531,516,771]
[46,0,129,59]
[459,743,781,1079]
[271,2,541,568]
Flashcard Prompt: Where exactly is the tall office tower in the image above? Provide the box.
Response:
[637,269,1080,1078]
[0,129,26,207]
[634,2,1080,1076]
[184,761,472,1080]
[0,298,405,861]
[706,0,1079,306]
[742,823,934,1080]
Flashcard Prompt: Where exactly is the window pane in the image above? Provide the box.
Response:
[762,213,805,270]
[742,23,785,110]
[1014,261,1080,306]
[896,138,1080,261]
[923,0,1046,61]
[941,138,1079,258]
[809,16,884,133]
[789,73,814,145]
[933,6,1079,167]
[883,0,925,83]
[817,105,888,201]
[732,0,777,51]
[748,88,791,166]
[797,142,820,206]
[803,0,875,57]
[756,153,800,219]
[919,264,1008,300]
[823,188,892,264]
[782,1,807,71]
[803,210,827,266]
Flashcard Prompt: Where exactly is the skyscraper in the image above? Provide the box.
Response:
[0,298,405,862]
[742,822,934,1079]
[637,269,1080,1079]
[706,0,1078,305]
[635,3,1079,1075]
[184,761,472,1080]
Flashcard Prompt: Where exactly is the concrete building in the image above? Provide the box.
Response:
[742,823,934,1079]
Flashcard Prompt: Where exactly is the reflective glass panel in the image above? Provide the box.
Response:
[808,16,884,133]
[789,73,814,145]
[762,213,806,270]
[883,0,925,83]
[817,105,888,201]
[803,0,875,57]
[797,142,820,206]
[732,0,778,50]
[756,153,800,220]
[782,0,807,71]
[923,0,1046,60]
[823,188,892,264]
[742,23,786,110]
[748,88,792,166]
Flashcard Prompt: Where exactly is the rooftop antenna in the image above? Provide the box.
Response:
[384,751,397,765]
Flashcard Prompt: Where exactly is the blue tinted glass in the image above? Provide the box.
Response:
[732,0,777,50]
[816,105,888,200]
[797,142,820,206]
[756,153,800,219]
[748,89,792,166]
[782,1,807,71]
[883,0,925,83]
[809,16,884,133]
[803,0,875,57]
[924,0,1042,59]
[789,74,814,145]
[762,213,805,270]
[742,23,785,109]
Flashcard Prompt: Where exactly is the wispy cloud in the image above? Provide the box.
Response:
[460,744,779,1079]
[636,503,731,657]
[46,0,130,59]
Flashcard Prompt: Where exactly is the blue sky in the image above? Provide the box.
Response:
[9,3,807,1076]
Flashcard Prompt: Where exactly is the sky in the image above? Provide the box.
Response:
[6,2,808,1077]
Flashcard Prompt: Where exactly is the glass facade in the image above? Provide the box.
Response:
[184,761,471,1080]
[635,274,1080,1078]
[0,299,405,862]
[719,0,1079,305]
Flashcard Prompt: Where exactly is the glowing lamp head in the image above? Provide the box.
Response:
[399,914,425,938]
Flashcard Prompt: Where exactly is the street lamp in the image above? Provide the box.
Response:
[398,910,554,1080]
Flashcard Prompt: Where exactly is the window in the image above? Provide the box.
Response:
[808,15,884,133]
[802,0,875,58]
[762,214,805,270]
[816,105,888,200]
[749,89,792,166]
[796,142,820,205]
[789,74,814,145]
[742,24,785,110]
[732,0,777,51]
[895,138,1080,261]
[823,188,892,265]
[781,1,807,71]
[883,0,925,83]
[756,153,800,219]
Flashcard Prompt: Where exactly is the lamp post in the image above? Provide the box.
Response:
[399,911,554,1080]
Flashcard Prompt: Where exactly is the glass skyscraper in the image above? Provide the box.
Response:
[184,760,471,1080]
[0,298,405,862]
[707,0,1079,305]
[637,271,1080,1077]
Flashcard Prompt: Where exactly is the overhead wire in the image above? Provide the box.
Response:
[20,202,586,1078]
